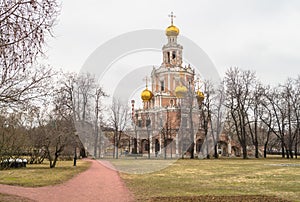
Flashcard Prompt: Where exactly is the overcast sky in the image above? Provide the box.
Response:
[47,0,300,86]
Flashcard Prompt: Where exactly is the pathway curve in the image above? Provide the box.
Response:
[0,159,134,202]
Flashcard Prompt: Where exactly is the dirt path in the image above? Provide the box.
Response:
[0,159,134,202]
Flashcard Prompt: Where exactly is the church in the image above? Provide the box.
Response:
[128,13,205,158]
[118,13,239,158]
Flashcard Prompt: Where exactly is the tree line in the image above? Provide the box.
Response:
[200,68,300,159]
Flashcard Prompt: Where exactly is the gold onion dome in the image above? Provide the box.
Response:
[196,90,205,102]
[141,88,153,102]
[166,25,180,36]
[175,85,187,98]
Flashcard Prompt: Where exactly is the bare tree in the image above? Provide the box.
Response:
[109,98,130,159]
[210,81,226,158]
[94,87,107,158]
[0,0,58,70]
[56,72,108,158]
[259,77,300,159]
[77,73,95,122]
[293,76,300,158]
[36,109,74,168]
[0,111,29,165]
[0,0,58,106]
[245,81,264,158]
[258,86,274,158]
[180,80,197,159]
[225,67,255,159]
[262,87,288,158]
[0,65,55,107]
[199,80,213,159]
[281,78,300,158]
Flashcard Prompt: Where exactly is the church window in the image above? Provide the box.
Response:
[160,80,165,91]
[167,52,170,63]
[170,99,174,106]
[172,51,176,59]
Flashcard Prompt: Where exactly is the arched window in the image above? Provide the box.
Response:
[160,80,165,92]
[172,51,176,59]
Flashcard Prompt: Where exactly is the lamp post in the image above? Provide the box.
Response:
[73,134,78,166]
[73,146,77,166]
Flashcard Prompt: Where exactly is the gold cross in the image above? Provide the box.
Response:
[143,76,150,88]
[168,12,176,25]
[196,76,202,90]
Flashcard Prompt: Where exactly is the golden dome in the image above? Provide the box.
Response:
[141,88,154,102]
[175,85,187,98]
[196,90,205,102]
[165,25,179,36]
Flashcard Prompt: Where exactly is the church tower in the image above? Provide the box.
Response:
[163,12,182,68]
[148,12,195,109]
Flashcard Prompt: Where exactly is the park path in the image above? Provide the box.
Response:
[0,159,134,202]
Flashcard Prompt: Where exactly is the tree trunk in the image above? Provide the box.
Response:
[164,137,167,159]
[94,125,98,158]
[289,149,293,159]
[281,143,285,158]
[263,142,267,158]
[206,136,210,159]
[190,142,195,159]
[214,144,218,159]
[116,140,119,159]
[50,153,59,168]
[98,129,102,158]
[285,145,290,159]
[190,127,195,159]
[254,141,259,158]
[113,132,116,158]
[242,145,247,159]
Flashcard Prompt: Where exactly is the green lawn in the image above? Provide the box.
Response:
[108,158,300,201]
[0,160,90,187]
[0,193,33,202]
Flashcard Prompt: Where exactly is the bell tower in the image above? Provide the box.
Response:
[162,12,183,68]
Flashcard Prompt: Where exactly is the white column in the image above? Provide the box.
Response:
[168,70,170,92]
[137,132,140,154]
[150,130,153,154]
[159,132,162,155]
[159,95,162,107]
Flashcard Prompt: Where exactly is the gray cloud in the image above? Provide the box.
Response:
[47,0,300,84]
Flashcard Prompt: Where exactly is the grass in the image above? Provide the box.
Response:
[0,193,33,202]
[0,159,91,187]
[108,158,300,201]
